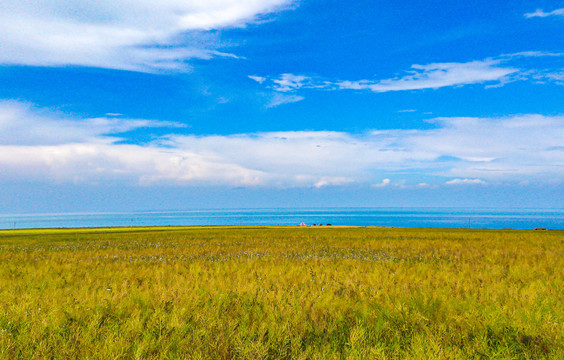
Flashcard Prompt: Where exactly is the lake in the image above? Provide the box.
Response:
[1,208,563,230]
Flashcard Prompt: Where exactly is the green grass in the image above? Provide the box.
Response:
[0,226,562,359]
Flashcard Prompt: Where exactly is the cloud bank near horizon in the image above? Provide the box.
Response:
[1,100,562,188]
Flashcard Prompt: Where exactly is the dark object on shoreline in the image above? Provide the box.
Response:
[534,228,547,231]
[327,224,331,226]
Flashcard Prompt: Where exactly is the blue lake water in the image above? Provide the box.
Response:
[0,208,563,230]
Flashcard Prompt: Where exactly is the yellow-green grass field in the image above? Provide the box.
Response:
[0,226,562,359]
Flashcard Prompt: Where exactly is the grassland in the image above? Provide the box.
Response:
[0,226,562,359]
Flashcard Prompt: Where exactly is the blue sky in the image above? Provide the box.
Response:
[0,1,563,213]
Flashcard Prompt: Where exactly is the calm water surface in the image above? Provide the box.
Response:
[1,208,563,230]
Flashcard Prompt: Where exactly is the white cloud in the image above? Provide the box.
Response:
[546,72,564,81]
[499,51,564,59]
[248,75,266,84]
[314,177,354,188]
[1,101,563,187]
[253,52,564,96]
[0,0,293,72]
[266,93,305,108]
[446,178,487,186]
[337,60,517,92]
[254,58,517,107]
[0,100,184,145]
[0,143,268,186]
[525,8,564,18]
[272,74,310,92]
[250,73,311,107]
[532,71,564,85]
[372,179,391,188]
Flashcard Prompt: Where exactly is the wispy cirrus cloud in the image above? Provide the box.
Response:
[545,72,564,83]
[525,8,564,18]
[248,75,267,84]
[250,51,564,104]
[266,93,305,108]
[1,100,563,187]
[0,0,294,72]
[336,59,517,92]
[271,73,311,92]
[250,73,314,107]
